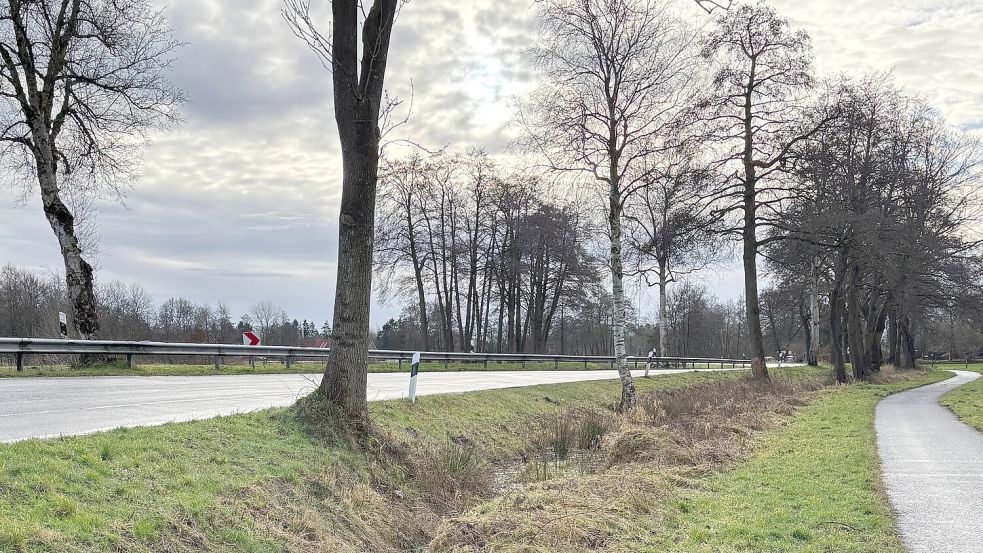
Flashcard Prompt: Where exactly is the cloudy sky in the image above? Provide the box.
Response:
[2,0,981,328]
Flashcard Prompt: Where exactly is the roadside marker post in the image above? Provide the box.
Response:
[645,349,654,378]
[243,332,260,370]
[58,312,68,338]
[408,352,420,403]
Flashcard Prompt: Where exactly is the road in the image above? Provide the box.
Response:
[875,370,983,553]
[0,368,736,443]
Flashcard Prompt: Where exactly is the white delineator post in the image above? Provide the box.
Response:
[408,352,420,403]
[644,349,654,378]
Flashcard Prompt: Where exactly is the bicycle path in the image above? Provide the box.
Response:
[875,370,983,552]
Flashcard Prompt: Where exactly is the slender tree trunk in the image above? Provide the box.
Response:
[609,194,636,411]
[658,259,668,368]
[742,181,768,379]
[808,258,820,366]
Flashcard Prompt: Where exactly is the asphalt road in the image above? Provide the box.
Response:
[876,370,983,553]
[0,368,736,443]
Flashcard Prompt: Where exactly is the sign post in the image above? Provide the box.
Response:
[408,352,420,403]
[58,312,68,339]
[644,348,654,378]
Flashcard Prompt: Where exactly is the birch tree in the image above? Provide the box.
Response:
[519,0,699,411]
[283,0,401,423]
[0,0,183,339]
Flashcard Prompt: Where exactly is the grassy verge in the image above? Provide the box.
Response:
[431,367,947,552]
[0,365,941,552]
[639,369,949,552]
[0,369,739,551]
[937,362,983,432]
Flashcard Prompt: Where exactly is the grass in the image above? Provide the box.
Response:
[640,368,949,552]
[431,367,948,552]
[0,369,738,552]
[0,365,946,552]
[936,362,983,432]
[0,359,615,378]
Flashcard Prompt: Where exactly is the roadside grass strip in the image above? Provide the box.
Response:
[0,365,944,552]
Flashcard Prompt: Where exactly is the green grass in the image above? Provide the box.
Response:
[0,369,739,551]
[936,362,983,432]
[642,369,950,552]
[0,366,944,552]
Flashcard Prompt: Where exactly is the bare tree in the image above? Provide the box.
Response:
[0,0,183,339]
[519,0,700,411]
[283,0,401,424]
[625,149,720,365]
[700,2,828,379]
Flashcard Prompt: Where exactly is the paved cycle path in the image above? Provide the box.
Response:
[876,370,983,552]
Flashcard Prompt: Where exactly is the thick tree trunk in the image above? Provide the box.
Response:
[887,307,899,366]
[318,0,397,424]
[320,128,379,423]
[846,260,870,380]
[36,148,99,339]
[609,197,636,412]
[829,248,848,383]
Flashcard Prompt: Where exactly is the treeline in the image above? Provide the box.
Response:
[765,76,983,380]
[374,150,600,354]
[0,265,329,346]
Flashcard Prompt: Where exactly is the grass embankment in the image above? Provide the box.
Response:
[0,370,735,552]
[0,360,614,378]
[937,362,983,432]
[0,365,943,552]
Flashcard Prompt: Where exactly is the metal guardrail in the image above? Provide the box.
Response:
[0,337,752,372]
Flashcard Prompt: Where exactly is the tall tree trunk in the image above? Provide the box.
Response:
[808,258,820,366]
[658,259,668,368]
[39,177,100,339]
[609,194,636,411]
[887,306,899,366]
[829,248,848,383]
[846,259,870,380]
[31,124,100,339]
[318,0,397,424]
[742,180,768,379]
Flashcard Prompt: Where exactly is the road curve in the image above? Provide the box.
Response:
[875,370,983,553]
[0,368,735,443]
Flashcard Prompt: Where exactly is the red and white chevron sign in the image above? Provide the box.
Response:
[242,331,260,346]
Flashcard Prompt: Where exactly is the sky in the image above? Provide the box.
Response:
[1,0,981,328]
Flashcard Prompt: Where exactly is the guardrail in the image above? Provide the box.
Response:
[0,337,752,372]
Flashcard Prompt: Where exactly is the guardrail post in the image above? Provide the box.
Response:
[15,352,24,372]
[554,360,558,370]
[286,356,293,369]
[398,358,403,371]
[214,355,221,371]
[250,357,255,370]
[126,353,135,369]
[408,352,420,403]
